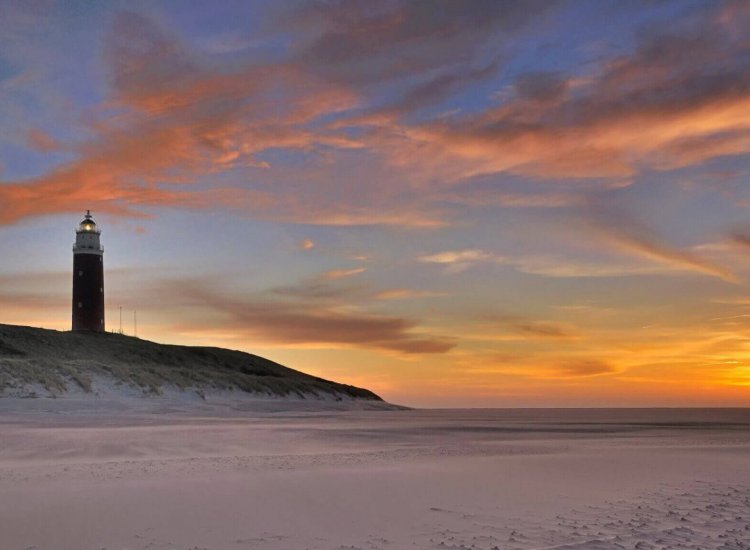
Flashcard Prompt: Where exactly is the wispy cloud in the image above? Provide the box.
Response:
[374,289,448,300]
[324,267,367,280]
[270,280,365,302]
[556,359,617,377]
[0,11,362,225]
[437,189,585,209]
[416,248,715,279]
[362,2,750,182]
[585,200,736,282]
[505,255,667,278]
[26,129,60,152]
[165,279,455,355]
[0,270,69,315]
[730,230,750,248]
[283,0,556,103]
[600,230,736,282]
[418,249,499,273]
[477,314,581,341]
[3,2,749,231]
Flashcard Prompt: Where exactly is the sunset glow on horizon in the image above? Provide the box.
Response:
[2,0,750,407]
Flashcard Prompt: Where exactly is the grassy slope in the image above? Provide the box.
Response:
[0,324,381,401]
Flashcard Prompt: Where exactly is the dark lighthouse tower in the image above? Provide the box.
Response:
[72,210,105,332]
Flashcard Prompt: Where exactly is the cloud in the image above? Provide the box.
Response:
[556,359,617,377]
[451,350,623,385]
[324,267,366,279]
[285,0,555,87]
[649,130,750,170]
[514,71,569,103]
[0,270,68,308]
[418,249,494,264]
[211,184,447,227]
[367,2,750,181]
[585,200,736,282]
[416,247,705,279]
[479,314,581,341]
[26,129,60,152]
[418,249,499,273]
[4,2,750,231]
[166,279,455,355]
[0,289,66,312]
[376,59,503,118]
[0,11,364,225]
[416,234,733,280]
[514,322,578,340]
[437,189,585,209]
[505,255,667,278]
[270,266,372,302]
[300,239,316,250]
[0,4,555,228]
[374,288,448,300]
[730,230,750,248]
[600,230,736,282]
[270,281,364,302]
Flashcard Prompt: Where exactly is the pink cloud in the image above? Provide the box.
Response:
[26,129,60,153]
[356,2,750,182]
[3,2,750,231]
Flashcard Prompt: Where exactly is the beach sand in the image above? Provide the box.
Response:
[0,406,748,549]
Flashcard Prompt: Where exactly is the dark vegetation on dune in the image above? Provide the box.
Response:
[0,323,381,401]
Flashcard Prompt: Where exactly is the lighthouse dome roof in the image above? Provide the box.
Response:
[78,210,99,233]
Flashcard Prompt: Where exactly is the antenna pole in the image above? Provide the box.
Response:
[134,309,137,338]
[119,306,122,334]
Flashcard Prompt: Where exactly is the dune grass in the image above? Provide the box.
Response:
[0,324,381,400]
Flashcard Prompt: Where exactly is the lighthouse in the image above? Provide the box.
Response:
[72,210,105,332]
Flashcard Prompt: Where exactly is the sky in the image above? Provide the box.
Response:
[1,0,750,407]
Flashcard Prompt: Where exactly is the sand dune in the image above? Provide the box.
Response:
[0,409,748,549]
[0,323,383,404]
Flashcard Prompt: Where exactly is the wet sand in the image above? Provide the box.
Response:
[0,408,748,549]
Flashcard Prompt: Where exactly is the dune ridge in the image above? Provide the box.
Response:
[0,323,387,410]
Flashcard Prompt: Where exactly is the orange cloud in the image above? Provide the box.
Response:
[0,12,364,226]
[355,3,750,182]
[555,359,618,377]
[374,289,448,300]
[4,1,750,238]
[0,3,566,229]
[26,129,60,153]
[324,267,366,280]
